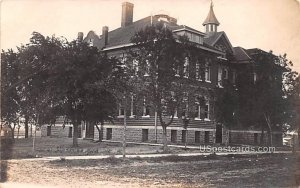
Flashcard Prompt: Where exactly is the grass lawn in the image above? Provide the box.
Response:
[2,153,300,187]
[1,137,299,187]
[1,137,201,159]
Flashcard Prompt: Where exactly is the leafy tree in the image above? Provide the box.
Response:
[15,32,64,138]
[128,24,210,151]
[285,72,300,147]
[236,51,293,146]
[1,49,20,139]
[44,39,118,147]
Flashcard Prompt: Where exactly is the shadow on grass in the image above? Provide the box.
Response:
[0,138,14,182]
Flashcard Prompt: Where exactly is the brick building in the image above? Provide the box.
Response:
[42,2,283,146]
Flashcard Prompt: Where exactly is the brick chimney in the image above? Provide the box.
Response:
[102,26,109,46]
[77,32,83,42]
[121,2,134,27]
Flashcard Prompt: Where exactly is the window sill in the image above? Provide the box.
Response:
[194,118,202,121]
[217,83,224,88]
[129,115,136,118]
[205,80,211,83]
[142,115,150,118]
[117,115,124,118]
[204,118,211,121]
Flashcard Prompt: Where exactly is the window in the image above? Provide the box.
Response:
[143,97,150,117]
[218,66,223,87]
[173,108,178,118]
[253,72,257,83]
[171,130,177,143]
[144,60,150,76]
[183,57,189,78]
[118,104,125,117]
[232,70,237,84]
[204,101,210,120]
[182,93,189,118]
[106,128,112,140]
[142,129,148,142]
[195,131,200,143]
[47,126,51,136]
[254,133,258,145]
[174,65,180,77]
[206,25,209,33]
[210,24,213,32]
[130,95,135,118]
[223,68,228,79]
[195,61,200,80]
[195,104,200,119]
[182,130,187,143]
[205,60,211,82]
[68,127,72,138]
[132,59,139,75]
[204,131,210,143]
[186,33,192,41]
[88,39,94,46]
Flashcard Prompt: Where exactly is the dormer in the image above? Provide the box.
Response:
[173,26,205,45]
[153,14,177,25]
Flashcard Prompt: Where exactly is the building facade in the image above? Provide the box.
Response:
[42,2,283,146]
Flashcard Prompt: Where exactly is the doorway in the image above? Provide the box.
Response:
[216,124,223,143]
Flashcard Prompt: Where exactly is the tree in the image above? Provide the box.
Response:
[214,81,239,145]
[1,49,20,140]
[128,24,210,151]
[284,71,300,149]
[15,32,64,138]
[44,38,119,147]
[236,50,294,146]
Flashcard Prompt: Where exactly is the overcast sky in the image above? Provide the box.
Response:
[1,0,300,72]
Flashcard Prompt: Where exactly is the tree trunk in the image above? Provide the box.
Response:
[162,125,168,152]
[8,122,15,141]
[17,126,20,139]
[260,126,265,146]
[100,121,104,141]
[264,114,273,147]
[298,128,300,147]
[72,122,79,147]
[95,124,102,142]
[123,102,127,158]
[24,115,29,138]
[184,129,187,150]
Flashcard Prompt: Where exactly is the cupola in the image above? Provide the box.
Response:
[202,1,220,34]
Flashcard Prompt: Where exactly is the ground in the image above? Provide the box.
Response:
[0,138,299,187]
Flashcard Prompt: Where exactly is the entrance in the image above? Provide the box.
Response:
[215,123,223,143]
[47,126,51,136]
[85,122,94,139]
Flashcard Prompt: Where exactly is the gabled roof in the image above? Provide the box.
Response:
[84,15,223,54]
[203,32,223,46]
[232,47,252,64]
[202,2,220,26]
[204,31,233,53]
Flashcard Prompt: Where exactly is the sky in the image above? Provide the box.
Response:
[1,0,300,72]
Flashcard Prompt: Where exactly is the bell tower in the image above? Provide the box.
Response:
[202,1,220,34]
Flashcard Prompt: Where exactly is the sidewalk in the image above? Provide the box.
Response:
[12,150,293,162]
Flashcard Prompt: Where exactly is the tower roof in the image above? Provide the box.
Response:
[202,1,220,26]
